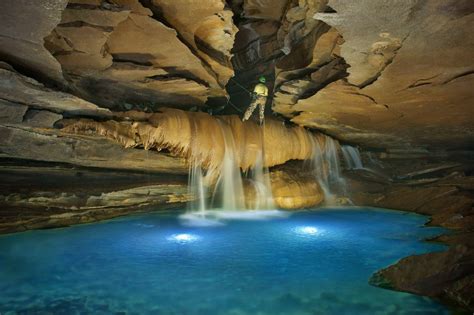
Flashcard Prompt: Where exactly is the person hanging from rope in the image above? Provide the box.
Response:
[242,76,268,125]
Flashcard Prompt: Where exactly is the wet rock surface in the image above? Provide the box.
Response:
[0,0,472,312]
[370,245,474,312]
[270,168,324,210]
[0,163,189,234]
[346,151,474,311]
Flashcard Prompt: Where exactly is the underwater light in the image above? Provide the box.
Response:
[296,226,319,235]
[167,233,199,243]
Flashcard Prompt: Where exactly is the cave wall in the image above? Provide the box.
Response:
[272,0,474,151]
[0,1,473,309]
[0,0,237,111]
[0,0,472,150]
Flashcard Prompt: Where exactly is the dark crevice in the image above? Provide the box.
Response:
[441,70,474,85]
[406,73,441,89]
[66,2,124,12]
[111,54,153,67]
[347,91,378,104]
[298,70,348,101]
[194,36,231,68]
[143,70,209,87]
[161,67,210,88]
[232,36,277,57]
[52,49,89,56]
[144,75,184,82]
[324,6,337,13]
[408,82,431,89]
[58,21,115,32]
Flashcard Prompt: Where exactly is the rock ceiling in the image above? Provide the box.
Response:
[0,0,473,151]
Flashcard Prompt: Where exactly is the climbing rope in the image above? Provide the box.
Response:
[226,98,244,113]
[229,77,253,95]
[216,77,254,114]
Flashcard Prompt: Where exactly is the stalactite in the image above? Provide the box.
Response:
[61,108,326,173]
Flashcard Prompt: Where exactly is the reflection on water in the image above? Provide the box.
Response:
[0,208,450,315]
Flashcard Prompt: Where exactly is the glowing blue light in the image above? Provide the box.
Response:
[167,233,200,243]
[296,226,319,235]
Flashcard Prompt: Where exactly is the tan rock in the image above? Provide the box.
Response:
[113,0,153,16]
[54,26,113,73]
[0,68,111,117]
[60,7,131,26]
[69,0,102,5]
[151,0,237,87]
[0,0,68,84]
[61,109,325,173]
[243,0,289,21]
[288,0,474,149]
[271,170,324,209]
[0,124,187,174]
[108,14,217,87]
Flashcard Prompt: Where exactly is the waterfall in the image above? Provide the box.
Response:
[188,164,208,213]
[182,113,354,211]
[248,149,274,210]
[341,145,364,169]
[311,136,347,205]
[186,117,277,212]
[212,120,246,210]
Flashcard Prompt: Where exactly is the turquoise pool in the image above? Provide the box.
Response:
[0,208,450,314]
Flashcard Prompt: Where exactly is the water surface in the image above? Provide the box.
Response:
[0,208,450,314]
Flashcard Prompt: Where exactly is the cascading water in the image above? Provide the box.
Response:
[341,145,364,169]
[212,120,246,210]
[311,135,347,205]
[188,164,207,214]
[187,120,274,212]
[184,113,357,211]
[248,149,274,209]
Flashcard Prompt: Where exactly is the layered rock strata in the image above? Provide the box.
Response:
[0,0,472,311]
[0,0,238,112]
[271,0,474,150]
[344,150,474,311]
[0,164,190,234]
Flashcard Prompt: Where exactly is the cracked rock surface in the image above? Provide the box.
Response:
[271,0,474,150]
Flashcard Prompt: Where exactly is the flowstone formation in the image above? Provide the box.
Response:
[60,109,328,209]
[0,0,473,311]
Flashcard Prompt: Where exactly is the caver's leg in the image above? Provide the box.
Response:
[258,98,266,125]
[243,99,258,121]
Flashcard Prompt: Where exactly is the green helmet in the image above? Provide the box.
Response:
[259,76,266,83]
